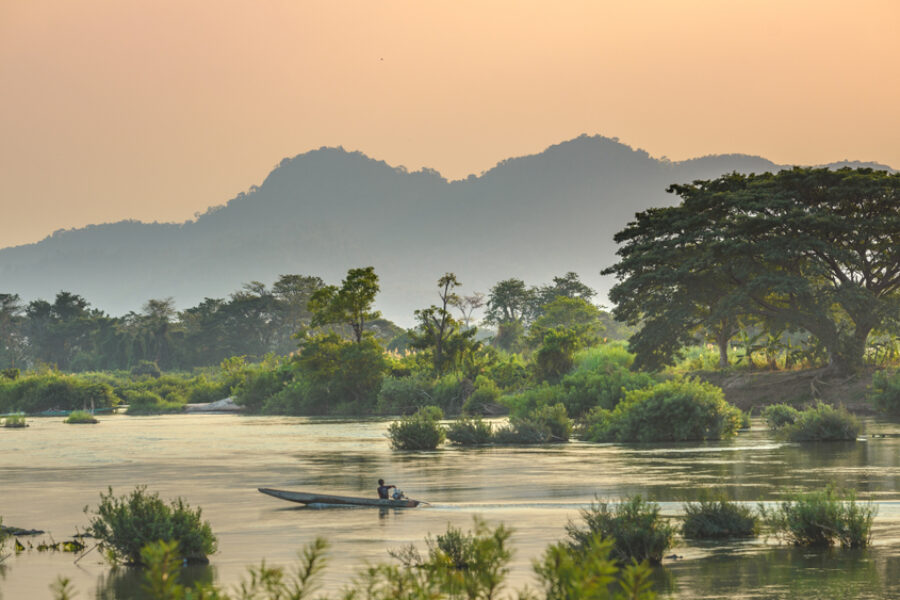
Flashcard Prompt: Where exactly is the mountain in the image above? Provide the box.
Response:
[0,135,893,325]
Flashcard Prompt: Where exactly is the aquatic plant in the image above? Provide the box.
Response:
[762,403,800,430]
[566,495,676,565]
[85,486,217,565]
[580,378,742,443]
[64,520,656,600]
[64,410,99,424]
[2,412,27,427]
[759,487,876,548]
[445,417,493,446]
[778,403,860,442]
[387,405,446,450]
[493,403,572,444]
[681,493,759,539]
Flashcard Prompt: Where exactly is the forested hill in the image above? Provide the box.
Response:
[0,134,893,323]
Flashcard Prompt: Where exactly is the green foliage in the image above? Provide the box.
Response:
[494,403,572,444]
[130,360,162,378]
[0,372,116,414]
[85,486,217,565]
[387,405,446,450]
[446,417,494,446]
[2,412,26,427]
[376,373,434,414]
[421,518,513,599]
[759,487,876,548]
[409,273,480,377]
[567,496,676,565]
[581,378,742,443]
[232,361,293,413]
[308,266,381,343]
[65,409,99,424]
[777,403,861,442]
[462,376,500,415]
[681,493,759,539]
[532,327,584,384]
[123,390,184,415]
[762,404,800,430]
[868,369,900,414]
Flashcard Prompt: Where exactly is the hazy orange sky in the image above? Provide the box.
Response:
[2,0,898,247]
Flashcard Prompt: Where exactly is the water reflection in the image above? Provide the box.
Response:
[95,564,215,600]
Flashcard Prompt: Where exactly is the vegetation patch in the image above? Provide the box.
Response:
[776,403,861,442]
[123,390,184,415]
[566,495,676,564]
[64,410,99,424]
[760,487,876,548]
[387,405,446,450]
[493,403,572,444]
[85,486,217,565]
[762,403,800,430]
[580,378,742,443]
[681,493,759,539]
[445,417,493,446]
[868,369,900,415]
[2,413,27,428]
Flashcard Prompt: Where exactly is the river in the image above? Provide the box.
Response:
[2,414,900,599]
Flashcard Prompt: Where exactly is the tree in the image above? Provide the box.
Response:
[485,279,535,351]
[410,273,478,376]
[308,267,381,343]
[451,292,485,329]
[0,294,26,368]
[528,296,605,348]
[604,168,900,375]
[534,272,596,310]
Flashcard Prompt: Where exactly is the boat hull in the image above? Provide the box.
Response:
[258,487,421,508]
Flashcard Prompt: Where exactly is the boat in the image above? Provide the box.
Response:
[258,487,422,508]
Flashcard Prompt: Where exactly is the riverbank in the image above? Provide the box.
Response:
[697,368,877,414]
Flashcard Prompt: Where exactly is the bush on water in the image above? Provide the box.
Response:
[579,378,742,443]
[759,486,876,548]
[681,493,759,539]
[85,486,217,565]
[445,417,493,446]
[64,410,98,424]
[777,403,861,442]
[388,405,446,450]
[566,495,676,565]
[493,403,572,444]
[762,404,800,430]
[2,413,27,428]
[52,520,657,600]
[0,372,116,414]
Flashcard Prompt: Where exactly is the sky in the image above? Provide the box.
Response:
[1,0,898,248]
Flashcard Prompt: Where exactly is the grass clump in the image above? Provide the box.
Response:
[123,390,184,415]
[3,413,27,428]
[778,403,861,441]
[445,417,493,446]
[580,378,742,443]
[759,487,876,548]
[566,495,676,565]
[681,493,759,539]
[85,486,217,565]
[762,403,800,430]
[64,410,98,424]
[387,405,445,450]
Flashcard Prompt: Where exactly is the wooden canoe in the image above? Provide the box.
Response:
[258,487,422,508]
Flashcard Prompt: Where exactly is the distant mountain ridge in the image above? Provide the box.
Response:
[1,135,894,325]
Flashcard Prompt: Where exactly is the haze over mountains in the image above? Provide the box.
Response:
[1,135,893,325]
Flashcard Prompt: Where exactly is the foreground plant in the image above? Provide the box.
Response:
[85,486,217,565]
[759,487,876,548]
[566,496,675,565]
[446,417,494,446]
[52,519,658,600]
[3,412,27,427]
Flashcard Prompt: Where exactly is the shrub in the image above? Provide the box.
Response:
[582,378,742,443]
[779,404,861,442]
[376,373,434,414]
[759,487,876,548]
[493,403,572,444]
[387,405,446,450]
[65,410,98,424]
[681,493,759,539]
[130,360,162,378]
[461,376,500,415]
[762,404,800,430]
[868,369,900,415]
[566,496,676,564]
[446,417,493,446]
[232,364,292,413]
[85,486,217,565]
[123,390,184,415]
[3,413,27,428]
[0,373,116,414]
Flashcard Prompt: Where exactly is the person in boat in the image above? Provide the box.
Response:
[377,478,396,499]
